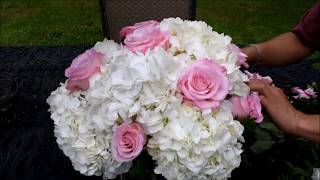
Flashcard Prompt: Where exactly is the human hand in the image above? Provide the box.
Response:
[248,79,302,134]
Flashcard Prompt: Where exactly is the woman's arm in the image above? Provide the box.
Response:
[295,113,320,143]
[242,32,314,66]
[248,79,320,143]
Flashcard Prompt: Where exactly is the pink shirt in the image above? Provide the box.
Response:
[292,2,320,50]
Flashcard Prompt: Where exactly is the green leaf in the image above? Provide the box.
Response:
[312,62,320,70]
[127,151,155,179]
[259,121,284,139]
[285,162,310,177]
[243,119,257,133]
[151,174,157,180]
[255,127,272,140]
[250,140,275,154]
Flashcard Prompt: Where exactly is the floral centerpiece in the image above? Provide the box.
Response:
[47,18,265,180]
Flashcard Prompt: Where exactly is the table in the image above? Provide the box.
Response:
[0,46,319,180]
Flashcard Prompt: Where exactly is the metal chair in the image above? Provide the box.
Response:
[99,0,196,41]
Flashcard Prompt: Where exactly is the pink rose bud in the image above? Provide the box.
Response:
[291,87,317,99]
[230,93,264,123]
[244,70,273,85]
[65,49,103,91]
[112,123,146,162]
[178,59,229,109]
[228,44,249,68]
[120,20,170,54]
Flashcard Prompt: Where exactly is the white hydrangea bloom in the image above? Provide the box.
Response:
[160,17,232,61]
[228,69,250,96]
[93,39,121,60]
[147,102,244,180]
[47,44,134,179]
[48,19,250,180]
[136,108,163,135]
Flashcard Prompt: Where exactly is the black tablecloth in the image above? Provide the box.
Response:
[0,46,319,180]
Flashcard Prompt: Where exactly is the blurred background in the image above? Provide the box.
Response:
[1,0,318,46]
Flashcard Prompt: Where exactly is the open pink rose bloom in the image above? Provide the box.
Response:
[120,20,171,54]
[65,48,104,91]
[178,59,229,109]
[112,123,146,162]
[230,93,264,123]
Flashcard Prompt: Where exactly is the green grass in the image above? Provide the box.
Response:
[0,0,319,45]
[197,0,317,45]
[0,0,102,45]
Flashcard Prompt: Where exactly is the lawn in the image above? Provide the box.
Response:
[197,0,318,45]
[0,0,318,46]
[0,0,101,45]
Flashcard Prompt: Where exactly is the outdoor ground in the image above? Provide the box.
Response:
[0,0,319,46]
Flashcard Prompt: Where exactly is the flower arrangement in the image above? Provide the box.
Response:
[47,18,266,180]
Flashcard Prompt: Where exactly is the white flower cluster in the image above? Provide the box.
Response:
[47,18,249,180]
[160,18,249,96]
[148,101,244,180]
[47,41,133,179]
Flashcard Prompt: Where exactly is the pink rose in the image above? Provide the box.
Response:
[228,44,249,68]
[112,123,146,162]
[120,20,170,54]
[230,93,263,123]
[65,49,103,91]
[291,87,317,99]
[244,70,273,85]
[178,59,229,109]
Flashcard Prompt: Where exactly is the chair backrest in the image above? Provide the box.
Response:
[99,0,196,42]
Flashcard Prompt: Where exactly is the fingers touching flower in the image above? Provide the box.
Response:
[291,87,317,99]
[112,123,146,162]
[178,59,229,109]
[120,20,171,54]
[65,49,104,91]
[244,70,273,85]
[230,93,263,123]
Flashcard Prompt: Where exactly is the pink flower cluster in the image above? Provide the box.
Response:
[228,44,249,68]
[62,20,267,165]
[229,71,270,123]
[65,48,104,91]
[244,70,273,85]
[178,59,229,109]
[63,21,169,163]
[230,93,264,123]
[120,20,171,54]
[291,87,317,99]
[112,123,146,162]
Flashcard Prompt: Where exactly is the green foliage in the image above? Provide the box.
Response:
[119,150,165,180]
[259,120,284,139]
[249,140,275,154]
[249,128,275,154]
[1,0,319,45]
[232,83,320,179]
[313,62,320,70]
